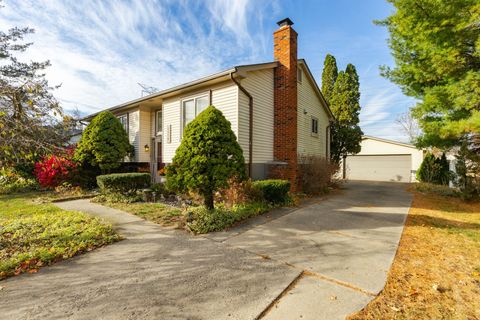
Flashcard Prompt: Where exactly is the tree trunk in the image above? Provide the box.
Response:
[204,192,214,210]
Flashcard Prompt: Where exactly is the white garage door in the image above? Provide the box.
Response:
[345,154,412,182]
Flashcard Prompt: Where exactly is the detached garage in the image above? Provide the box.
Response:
[345,136,424,183]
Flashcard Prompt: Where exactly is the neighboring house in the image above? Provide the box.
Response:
[68,128,83,145]
[344,135,424,183]
[82,18,334,190]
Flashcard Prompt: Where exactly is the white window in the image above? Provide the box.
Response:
[156,110,162,135]
[118,114,128,133]
[311,117,318,136]
[182,95,209,128]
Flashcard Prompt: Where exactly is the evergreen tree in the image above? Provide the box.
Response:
[346,63,360,101]
[417,152,451,185]
[376,0,480,148]
[455,137,480,199]
[438,153,451,185]
[321,54,338,104]
[74,111,133,173]
[329,69,363,164]
[166,106,246,209]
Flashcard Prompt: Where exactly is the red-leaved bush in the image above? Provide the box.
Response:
[34,147,77,188]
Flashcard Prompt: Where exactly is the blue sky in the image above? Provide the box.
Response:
[0,0,416,141]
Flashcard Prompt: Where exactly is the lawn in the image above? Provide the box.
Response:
[0,193,120,280]
[348,189,480,319]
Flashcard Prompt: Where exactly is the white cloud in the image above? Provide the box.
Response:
[359,85,416,142]
[0,0,278,115]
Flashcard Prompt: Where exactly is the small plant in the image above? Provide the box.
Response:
[252,179,290,204]
[186,202,272,234]
[96,173,151,196]
[220,178,263,207]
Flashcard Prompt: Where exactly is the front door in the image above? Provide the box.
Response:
[152,137,164,183]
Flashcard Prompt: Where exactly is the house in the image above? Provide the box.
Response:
[82,18,334,190]
[344,135,424,182]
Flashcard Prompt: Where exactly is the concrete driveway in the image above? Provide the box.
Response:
[0,181,411,320]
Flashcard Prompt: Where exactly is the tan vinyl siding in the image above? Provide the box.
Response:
[238,69,274,163]
[127,109,140,161]
[137,109,151,162]
[297,64,329,157]
[212,85,239,138]
[163,99,181,163]
[162,81,239,163]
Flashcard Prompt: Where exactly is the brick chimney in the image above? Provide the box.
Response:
[272,18,299,191]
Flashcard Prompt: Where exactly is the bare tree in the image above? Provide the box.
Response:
[0,20,67,167]
[396,111,421,144]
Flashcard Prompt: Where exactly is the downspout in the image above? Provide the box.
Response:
[325,123,330,160]
[230,71,253,178]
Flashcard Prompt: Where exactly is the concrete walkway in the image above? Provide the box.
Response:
[0,181,412,320]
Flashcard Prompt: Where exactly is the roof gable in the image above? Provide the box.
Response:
[363,135,419,149]
[298,59,334,120]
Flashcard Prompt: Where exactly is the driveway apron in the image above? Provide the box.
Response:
[220,181,412,319]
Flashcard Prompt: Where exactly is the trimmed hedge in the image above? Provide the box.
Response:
[96,173,151,195]
[253,179,290,204]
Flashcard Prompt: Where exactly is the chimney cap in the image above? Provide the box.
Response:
[277,18,294,27]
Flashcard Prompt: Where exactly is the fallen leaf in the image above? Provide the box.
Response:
[330,295,337,300]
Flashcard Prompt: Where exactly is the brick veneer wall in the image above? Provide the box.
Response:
[272,23,299,191]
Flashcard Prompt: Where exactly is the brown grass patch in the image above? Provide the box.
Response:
[348,191,480,320]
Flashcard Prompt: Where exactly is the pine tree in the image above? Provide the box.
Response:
[166,106,246,209]
[321,54,338,104]
[377,0,480,148]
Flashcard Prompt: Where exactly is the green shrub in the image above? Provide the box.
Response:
[96,173,151,195]
[92,193,143,204]
[187,202,271,234]
[74,111,134,172]
[253,179,290,204]
[166,106,246,209]
[417,152,451,185]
